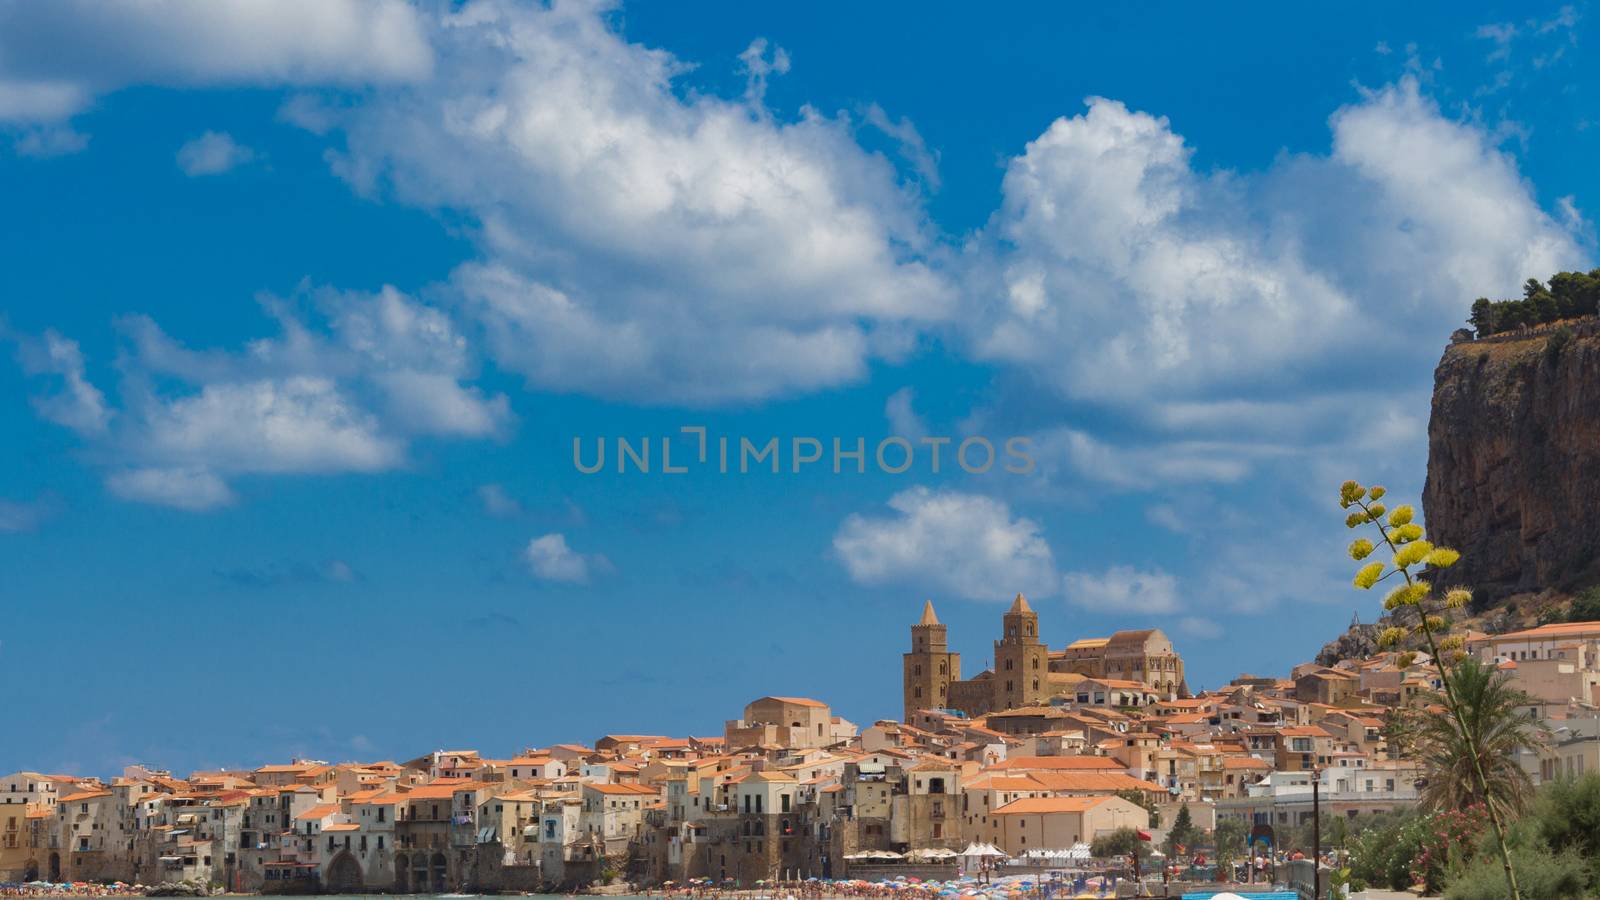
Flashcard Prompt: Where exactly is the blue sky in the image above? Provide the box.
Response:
[1,0,1595,776]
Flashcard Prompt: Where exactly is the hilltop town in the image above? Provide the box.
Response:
[2,599,1597,894]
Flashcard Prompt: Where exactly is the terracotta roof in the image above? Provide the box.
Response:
[1278,726,1331,738]
[1492,621,1600,640]
[760,696,828,708]
[1221,757,1271,770]
[585,782,658,795]
[993,795,1116,815]
[295,803,340,821]
[986,756,1123,772]
[403,781,486,799]
[988,706,1068,719]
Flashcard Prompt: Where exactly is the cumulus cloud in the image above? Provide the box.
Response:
[835,488,1196,619]
[0,0,431,124]
[292,0,954,404]
[176,130,254,175]
[524,532,605,584]
[478,483,522,518]
[833,487,1060,601]
[1061,565,1181,615]
[1178,616,1223,639]
[968,78,1588,408]
[106,466,234,511]
[11,329,110,435]
[19,284,509,509]
[1028,427,1262,490]
[884,387,929,442]
[133,377,402,474]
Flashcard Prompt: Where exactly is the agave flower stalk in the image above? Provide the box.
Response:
[1339,481,1521,900]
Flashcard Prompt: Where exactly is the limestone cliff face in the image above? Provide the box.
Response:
[1423,326,1600,601]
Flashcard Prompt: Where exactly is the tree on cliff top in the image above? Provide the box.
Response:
[1466,269,1600,336]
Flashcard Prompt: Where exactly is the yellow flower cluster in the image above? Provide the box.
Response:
[1383,581,1430,609]
[1377,626,1409,648]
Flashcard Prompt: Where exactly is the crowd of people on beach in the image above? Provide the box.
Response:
[647,875,1124,900]
[0,886,144,899]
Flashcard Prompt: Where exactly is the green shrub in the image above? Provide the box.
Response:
[1442,845,1589,900]
[1566,586,1600,623]
[1530,774,1600,888]
[1544,325,1574,365]
[1347,812,1426,891]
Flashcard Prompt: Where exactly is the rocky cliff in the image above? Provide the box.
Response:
[1422,324,1600,604]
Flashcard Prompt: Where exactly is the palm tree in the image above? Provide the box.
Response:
[1413,657,1542,819]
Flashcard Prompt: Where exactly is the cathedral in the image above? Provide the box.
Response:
[901,595,1189,722]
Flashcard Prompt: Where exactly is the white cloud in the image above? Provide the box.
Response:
[297,0,953,404]
[1062,565,1181,614]
[478,483,522,518]
[884,387,928,442]
[372,370,508,437]
[863,103,940,190]
[12,329,110,435]
[13,124,89,157]
[968,78,1588,407]
[0,0,432,124]
[524,532,604,584]
[1028,427,1260,490]
[16,284,509,510]
[133,377,402,475]
[106,467,235,511]
[176,130,253,175]
[833,487,1058,601]
[1145,504,1187,534]
[1178,616,1223,639]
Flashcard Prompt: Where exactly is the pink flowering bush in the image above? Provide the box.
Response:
[1414,804,1490,893]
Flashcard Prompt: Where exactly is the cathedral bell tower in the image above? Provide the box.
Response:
[992,593,1048,711]
[903,600,961,723]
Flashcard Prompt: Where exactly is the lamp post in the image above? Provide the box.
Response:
[1312,768,1321,900]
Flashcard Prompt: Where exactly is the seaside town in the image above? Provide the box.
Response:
[3,597,1597,897]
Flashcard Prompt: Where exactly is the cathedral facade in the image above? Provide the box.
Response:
[901,596,1188,722]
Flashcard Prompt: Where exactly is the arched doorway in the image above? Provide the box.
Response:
[410,854,430,893]
[48,852,61,882]
[325,851,364,893]
[393,854,410,893]
[429,852,447,893]
[23,860,39,882]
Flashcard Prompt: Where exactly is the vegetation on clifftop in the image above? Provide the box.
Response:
[1468,270,1600,336]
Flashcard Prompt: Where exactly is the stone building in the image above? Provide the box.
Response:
[902,602,961,723]
[725,698,856,751]
[1053,629,1187,697]
[904,599,1188,721]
